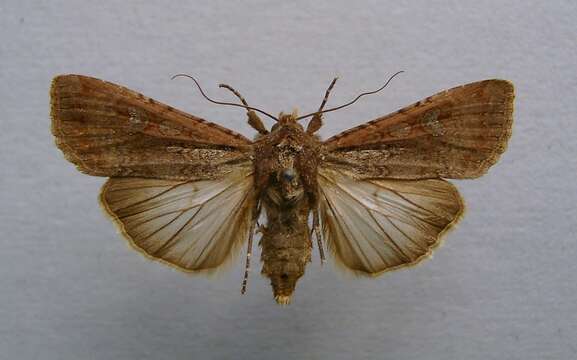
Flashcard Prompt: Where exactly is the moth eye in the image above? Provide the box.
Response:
[281,168,296,181]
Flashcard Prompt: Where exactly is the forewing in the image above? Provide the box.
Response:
[318,168,464,275]
[100,166,255,272]
[51,74,252,180]
[323,79,514,179]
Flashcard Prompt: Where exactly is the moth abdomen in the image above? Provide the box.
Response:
[260,224,312,305]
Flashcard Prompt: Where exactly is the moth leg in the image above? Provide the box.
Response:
[241,201,261,294]
[219,83,268,135]
[312,209,326,264]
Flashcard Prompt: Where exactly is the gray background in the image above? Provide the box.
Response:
[1,1,576,359]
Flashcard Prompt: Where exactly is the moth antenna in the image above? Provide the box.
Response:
[303,77,338,133]
[317,77,339,113]
[219,83,249,107]
[296,71,405,120]
[220,84,271,133]
[171,74,279,121]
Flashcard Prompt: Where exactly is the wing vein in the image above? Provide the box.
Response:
[152,174,251,257]
[140,209,190,243]
[367,210,412,262]
[115,181,189,213]
[180,190,251,267]
[320,185,375,272]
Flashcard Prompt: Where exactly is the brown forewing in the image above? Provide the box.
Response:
[322,79,514,179]
[51,74,253,180]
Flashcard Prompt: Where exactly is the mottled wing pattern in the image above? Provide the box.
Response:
[318,168,463,275]
[323,79,514,179]
[51,74,252,180]
[100,167,255,272]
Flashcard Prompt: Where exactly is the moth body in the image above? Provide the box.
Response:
[255,112,321,304]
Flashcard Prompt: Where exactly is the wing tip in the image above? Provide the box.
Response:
[484,78,515,92]
[473,78,515,178]
[439,78,514,179]
[50,76,84,173]
[50,78,98,176]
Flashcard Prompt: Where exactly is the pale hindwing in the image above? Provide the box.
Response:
[318,168,464,275]
[100,168,255,272]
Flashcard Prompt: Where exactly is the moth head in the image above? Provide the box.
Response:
[270,110,303,133]
[278,109,299,124]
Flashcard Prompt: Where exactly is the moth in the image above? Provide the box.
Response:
[51,73,514,305]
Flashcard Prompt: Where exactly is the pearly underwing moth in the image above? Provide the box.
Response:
[50,73,514,304]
